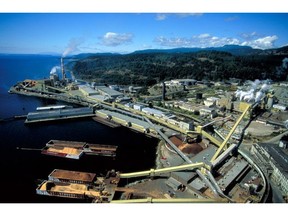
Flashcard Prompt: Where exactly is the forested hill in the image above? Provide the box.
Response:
[71,46,288,86]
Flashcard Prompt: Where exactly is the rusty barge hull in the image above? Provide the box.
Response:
[48,169,97,184]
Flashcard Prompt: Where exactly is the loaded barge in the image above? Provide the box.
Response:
[36,169,120,202]
[41,140,117,159]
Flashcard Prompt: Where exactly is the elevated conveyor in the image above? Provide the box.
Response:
[211,103,251,162]
[119,162,205,178]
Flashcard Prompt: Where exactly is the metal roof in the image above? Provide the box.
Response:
[96,86,123,97]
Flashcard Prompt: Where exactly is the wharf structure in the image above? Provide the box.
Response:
[10,76,270,203]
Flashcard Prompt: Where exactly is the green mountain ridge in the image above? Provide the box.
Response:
[71,45,288,86]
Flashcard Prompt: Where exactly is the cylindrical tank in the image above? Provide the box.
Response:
[266,96,274,109]
[196,93,203,100]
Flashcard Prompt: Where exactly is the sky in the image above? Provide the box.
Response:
[0,13,288,55]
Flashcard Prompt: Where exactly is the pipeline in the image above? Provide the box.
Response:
[211,104,251,162]
[119,162,205,178]
[143,117,192,163]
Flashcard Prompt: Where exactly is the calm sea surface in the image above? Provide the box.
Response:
[0,55,157,203]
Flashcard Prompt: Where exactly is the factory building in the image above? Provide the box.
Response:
[142,107,164,118]
[164,79,197,86]
[216,97,233,111]
[199,107,217,117]
[177,102,195,112]
[79,85,124,102]
[95,86,123,99]
[79,85,99,96]
[204,97,219,107]
[250,143,288,196]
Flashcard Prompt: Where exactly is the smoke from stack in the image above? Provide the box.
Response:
[275,57,288,79]
[235,79,271,103]
[50,66,60,75]
[62,37,84,57]
[282,58,288,69]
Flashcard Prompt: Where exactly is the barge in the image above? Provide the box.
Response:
[36,169,120,202]
[48,169,97,185]
[41,140,117,159]
[41,140,85,159]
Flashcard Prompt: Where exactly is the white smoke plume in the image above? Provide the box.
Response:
[282,57,288,69]
[235,79,271,103]
[50,66,60,74]
[251,79,260,90]
[255,91,264,102]
[275,57,288,78]
[62,37,84,57]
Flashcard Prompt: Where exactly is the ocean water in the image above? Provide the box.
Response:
[0,55,158,203]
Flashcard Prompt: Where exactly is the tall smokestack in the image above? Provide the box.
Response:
[61,58,66,81]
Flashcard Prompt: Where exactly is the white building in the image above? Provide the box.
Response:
[199,107,217,117]
[204,97,219,107]
[79,85,99,96]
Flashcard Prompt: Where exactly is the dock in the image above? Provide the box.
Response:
[41,140,117,159]
[92,116,120,128]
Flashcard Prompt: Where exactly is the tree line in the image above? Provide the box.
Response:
[71,50,288,86]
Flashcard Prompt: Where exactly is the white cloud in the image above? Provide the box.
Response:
[241,35,278,49]
[155,34,240,48]
[176,13,203,18]
[154,34,279,49]
[155,13,203,21]
[154,36,192,47]
[155,14,168,21]
[240,31,259,40]
[198,33,210,39]
[101,32,133,46]
[225,16,239,22]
